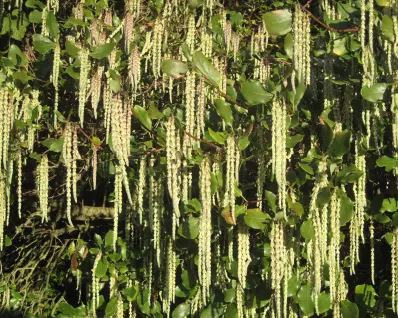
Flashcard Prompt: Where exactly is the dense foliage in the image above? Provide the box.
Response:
[1,0,398,317]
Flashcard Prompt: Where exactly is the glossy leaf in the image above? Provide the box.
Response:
[241,80,273,105]
[262,10,292,35]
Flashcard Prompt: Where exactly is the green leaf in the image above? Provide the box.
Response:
[95,257,108,278]
[178,217,199,239]
[90,43,115,59]
[376,156,398,172]
[287,274,301,296]
[4,235,11,247]
[337,164,363,183]
[318,292,331,314]
[262,9,292,36]
[361,83,388,102]
[374,213,391,224]
[172,302,191,318]
[29,10,42,23]
[105,230,114,247]
[300,220,315,242]
[214,99,233,126]
[339,190,354,226]
[320,122,334,152]
[298,162,314,175]
[8,44,27,66]
[355,284,376,308]
[381,198,397,212]
[333,37,347,56]
[122,287,138,302]
[284,33,293,58]
[286,134,303,148]
[381,15,394,42]
[340,300,359,318]
[58,303,76,316]
[224,287,236,303]
[46,11,59,38]
[297,284,314,316]
[105,296,118,316]
[50,137,64,153]
[238,136,250,151]
[241,80,273,105]
[133,106,152,130]
[32,34,56,54]
[66,40,80,58]
[328,130,351,158]
[208,128,226,145]
[25,0,45,9]
[317,187,331,207]
[244,209,270,230]
[265,190,277,213]
[192,51,220,87]
[161,59,188,79]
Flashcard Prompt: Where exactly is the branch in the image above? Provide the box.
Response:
[301,5,360,33]
[179,125,221,151]
[303,0,313,9]
[72,123,103,150]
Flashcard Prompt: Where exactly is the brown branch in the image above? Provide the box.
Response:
[303,0,313,9]
[72,124,103,150]
[301,5,360,33]
[179,126,221,151]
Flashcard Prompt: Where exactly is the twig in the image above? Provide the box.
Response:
[301,5,360,33]
[179,125,221,151]
[303,0,313,9]
[72,123,103,150]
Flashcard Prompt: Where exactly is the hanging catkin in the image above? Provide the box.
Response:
[37,154,49,222]
[198,157,212,307]
[63,123,73,226]
[392,228,398,313]
[78,48,90,127]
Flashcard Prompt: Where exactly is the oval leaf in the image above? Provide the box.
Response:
[133,106,152,130]
[214,99,233,126]
[262,10,292,36]
[241,80,273,105]
[192,51,220,87]
[161,59,188,79]
[361,83,388,102]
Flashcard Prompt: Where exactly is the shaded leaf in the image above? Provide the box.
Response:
[90,43,115,59]
[133,106,152,130]
[244,209,270,230]
[215,99,233,126]
[241,80,273,105]
[33,34,55,54]
[161,59,188,79]
[192,51,220,87]
[297,284,314,316]
[376,156,398,172]
[262,10,292,35]
[341,300,359,318]
[361,83,388,102]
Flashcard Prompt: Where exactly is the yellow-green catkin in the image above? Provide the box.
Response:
[72,126,81,204]
[113,164,123,251]
[137,156,146,225]
[0,87,14,171]
[271,221,285,318]
[271,97,287,217]
[370,218,375,285]
[163,238,176,316]
[78,48,90,127]
[293,5,311,85]
[329,190,341,306]
[152,17,164,79]
[237,223,251,318]
[392,228,398,313]
[63,123,73,226]
[17,151,22,219]
[37,154,49,222]
[0,173,6,250]
[91,65,103,119]
[52,40,61,126]
[92,250,102,317]
[166,116,181,239]
[198,157,212,307]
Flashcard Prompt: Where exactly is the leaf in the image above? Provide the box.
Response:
[333,37,347,56]
[376,155,398,172]
[221,205,235,225]
[46,11,59,38]
[65,40,80,58]
[287,274,301,296]
[337,164,363,183]
[361,83,388,102]
[300,220,315,242]
[381,198,397,212]
[122,287,138,302]
[208,128,226,145]
[318,292,331,314]
[192,51,220,87]
[297,284,314,316]
[50,137,64,153]
[58,303,76,316]
[95,257,108,278]
[284,33,293,58]
[320,122,334,152]
[241,80,273,105]
[244,209,270,230]
[298,162,314,175]
[178,217,199,239]
[238,136,250,151]
[214,99,233,126]
[265,190,277,212]
[286,134,303,148]
[105,230,114,247]
[29,10,42,23]
[340,190,354,226]
[381,15,394,42]
[317,187,331,207]
[355,284,376,308]
[8,44,27,66]
[133,106,152,130]
[340,300,359,318]
[32,34,56,54]
[224,287,236,303]
[105,296,118,316]
[4,235,11,247]
[90,43,115,59]
[172,303,191,318]
[262,10,292,36]
[328,130,351,158]
[161,59,188,79]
